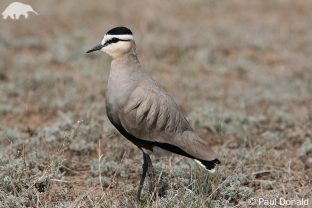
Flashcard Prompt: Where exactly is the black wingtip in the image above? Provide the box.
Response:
[197,158,221,172]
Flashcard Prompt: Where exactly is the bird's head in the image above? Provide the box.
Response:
[86,26,135,58]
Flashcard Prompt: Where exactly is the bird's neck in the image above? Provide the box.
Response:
[110,41,137,60]
[111,52,141,72]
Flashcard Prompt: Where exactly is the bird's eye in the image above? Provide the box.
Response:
[104,38,120,46]
[111,38,119,43]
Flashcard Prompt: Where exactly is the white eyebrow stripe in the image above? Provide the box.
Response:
[101,34,134,45]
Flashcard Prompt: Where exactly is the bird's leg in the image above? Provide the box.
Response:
[137,152,148,200]
[145,153,156,195]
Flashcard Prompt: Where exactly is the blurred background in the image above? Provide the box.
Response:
[0,0,311,207]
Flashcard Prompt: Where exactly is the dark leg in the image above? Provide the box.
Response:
[137,152,156,200]
[145,154,155,195]
[137,152,148,200]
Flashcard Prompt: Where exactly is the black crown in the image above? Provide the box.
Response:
[107,27,133,35]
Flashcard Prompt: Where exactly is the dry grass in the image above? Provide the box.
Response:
[0,0,311,207]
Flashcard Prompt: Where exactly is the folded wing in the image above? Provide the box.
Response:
[118,84,217,161]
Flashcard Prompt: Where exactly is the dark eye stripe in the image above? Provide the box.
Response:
[104,38,131,46]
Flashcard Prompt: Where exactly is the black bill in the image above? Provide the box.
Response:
[86,44,104,53]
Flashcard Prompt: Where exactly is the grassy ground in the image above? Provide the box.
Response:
[0,0,311,207]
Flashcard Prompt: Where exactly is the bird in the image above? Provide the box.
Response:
[86,26,220,200]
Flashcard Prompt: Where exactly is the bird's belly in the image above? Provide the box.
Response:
[150,146,172,156]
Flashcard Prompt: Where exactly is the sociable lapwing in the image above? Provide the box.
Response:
[86,26,220,200]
